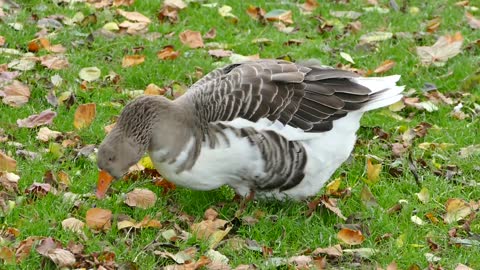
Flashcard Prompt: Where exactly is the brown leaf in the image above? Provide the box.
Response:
[122,54,145,67]
[191,209,231,248]
[39,54,70,70]
[0,36,5,47]
[17,109,57,128]
[444,198,472,224]
[426,17,441,33]
[1,80,30,107]
[25,182,52,196]
[157,45,180,60]
[312,244,343,257]
[204,28,216,39]
[373,60,396,74]
[337,228,365,245]
[36,127,62,142]
[144,83,166,95]
[320,195,347,220]
[61,217,85,234]
[47,248,76,267]
[246,6,266,21]
[386,261,398,270]
[455,264,474,270]
[113,0,135,6]
[208,49,232,58]
[117,9,151,23]
[416,32,463,66]
[299,0,318,13]
[36,237,61,256]
[118,21,149,35]
[0,172,19,193]
[124,188,157,209]
[0,246,15,264]
[86,208,112,231]
[15,236,40,262]
[158,5,180,23]
[265,9,293,25]
[74,103,96,129]
[118,216,162,230]
[465,12,480,29]
[179,30,204,48]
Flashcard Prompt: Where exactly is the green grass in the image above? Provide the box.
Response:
[1,0,479,269]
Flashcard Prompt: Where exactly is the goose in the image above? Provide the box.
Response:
[96,59,404,200]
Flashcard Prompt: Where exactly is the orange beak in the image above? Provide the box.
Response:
[96,170,114,199]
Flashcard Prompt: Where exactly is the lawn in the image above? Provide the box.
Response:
[0,0,479,269]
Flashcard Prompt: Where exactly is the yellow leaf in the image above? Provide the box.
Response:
[444,198,472,224]
[366,158,382,185]
[326,177,341,195]
[337,228,365,245]
[73,103,96,129]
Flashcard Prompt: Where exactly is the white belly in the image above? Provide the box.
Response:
[149,112,362,200]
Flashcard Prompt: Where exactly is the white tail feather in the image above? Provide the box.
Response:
[351,75,405,112]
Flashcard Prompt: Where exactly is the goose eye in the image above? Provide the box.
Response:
[108,156,115,162]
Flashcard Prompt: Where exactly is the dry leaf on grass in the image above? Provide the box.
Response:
[299,0,318,13]
[444,198,472,224]
[312,244,343,257]
[144,83,166,95]
[0,172,19,192]
[366,158,382,184]
[74,103,96,129]
[359,31,393,44]
[124,188,157,209]
[337,228,365,245]
[61,217,85,234]
[191,208,231,248]
[455,263,474,270]
[17,109,57,128]
[179,30,204,48]
[116,9,151,23]
[36,127,62,142]
[416,32,463,66]
[122,54,145,67]
[118,21,149,34]
[1,80,30,107]
[246,6,266,21]
[86,208,112,231]
[320,195,347,220]
[40,55,70,70]
[265,9,293,24]
[47,249,76,268]
[465,12,480,29]
[117,216,162,230]
[374,60,396,74]
[79,67,101,82]
[157,45,180,60]
[218,5,239,23]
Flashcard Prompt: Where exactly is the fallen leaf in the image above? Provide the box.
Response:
[158,5,180,23]
[153,178,176,194]
[124,188,156,209]
[416,187,430,203]
[1,80,30,107]
[424,252,441,262]
[36,237,61,256]
[465,12,480,29]
[312,244,343,257]
[411,215,425,226]
[208,49,233,58]
[426,17,441,33]
[246,6,266,21]
[164,0,187,9]
[25,182,52,196]
[47,248,76,267]
[360,185,378,207]
[74,103,96,129]
[95,170,115,199]
[444,198,472,224]
[36,127,62,142]
[330,10,362,19]
[373,60,396,74]
[326,177,341,195]
[117,9,151,23]
[218,5,239,23]
[265,9,293,24]
[157,45,180,60]
[179,30,204,48]
[122,55,145,67]
[366,158,382,184]
[103,22,119,31]
[359,31,393,44]
[8,58,36,71]
[459,145,480,158]
[229,53,259,63]
[17,109,57,128]
[144,83,166,95]
[337,228,365,245]
[118,21,149,34]
[340,52,355,64]
[0,172,19,192]
[0,246,15,264]
[85,208,112,231]
[416,32,463,66]
[204,28,216,39]
[320,195,347,220]
[117,216,162,230]
[61,217,85,234]
[79,67,101,82]
[191,209,231,248]
[342,248,376,258]
[455,263,474,270]
[299,0,318,13]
